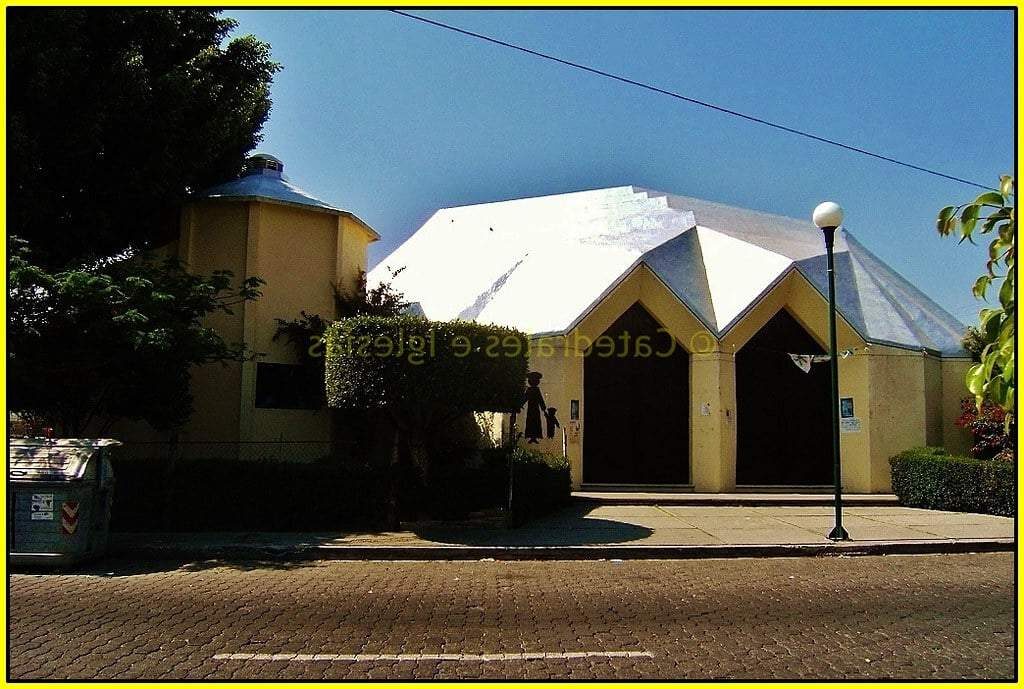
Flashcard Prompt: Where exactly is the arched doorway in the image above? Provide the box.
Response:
[736,308,832,485]
[583,302,690,485]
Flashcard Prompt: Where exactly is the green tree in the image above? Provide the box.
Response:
[272,269,411,405]
[8,9,277,436]
[325,316,528,526]
[8,239,264,436]
[937,176,1015,424]
[334,268,411,318]
[7,9,280,267]
[960,325,986,363]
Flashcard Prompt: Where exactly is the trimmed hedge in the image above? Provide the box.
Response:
[325,315,529,414]
[506,447,572,526]
[415,447,571,524]
[109,456,390,532]
[889,447,1014,517]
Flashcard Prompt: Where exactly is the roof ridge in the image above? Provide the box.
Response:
[844,233,965,328]
[638,227,718,333]
[647,190,812,228]
[438,185,642,211]
[844,235,966,353]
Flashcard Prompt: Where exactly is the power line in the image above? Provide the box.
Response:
[391,10,995,192]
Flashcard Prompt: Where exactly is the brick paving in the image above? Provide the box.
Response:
[8,553,1016,680]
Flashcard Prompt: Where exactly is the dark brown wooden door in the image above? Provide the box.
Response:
[736,309,832,485]
[583,303,690,484]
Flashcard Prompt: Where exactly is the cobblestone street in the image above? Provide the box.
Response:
[8,553,1015,680]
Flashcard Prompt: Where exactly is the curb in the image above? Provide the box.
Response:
[110,538,1015,562]
[571,495,900,507]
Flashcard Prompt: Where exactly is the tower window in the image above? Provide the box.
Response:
[254,363,322,410]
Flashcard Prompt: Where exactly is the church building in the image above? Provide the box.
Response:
[370,185,971,492]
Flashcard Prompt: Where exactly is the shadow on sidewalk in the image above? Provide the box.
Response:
[412,516,654,547]
[9,506,657,575]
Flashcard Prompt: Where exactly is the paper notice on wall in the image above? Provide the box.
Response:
[566,421,581,443]
[840,417,862,433]
[31,493,54,520]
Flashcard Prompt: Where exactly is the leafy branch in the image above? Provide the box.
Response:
[937,175,1015,427]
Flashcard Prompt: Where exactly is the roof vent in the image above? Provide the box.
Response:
[243,153,284,177]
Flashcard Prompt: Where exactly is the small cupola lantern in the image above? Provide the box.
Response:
[243,153,285,178]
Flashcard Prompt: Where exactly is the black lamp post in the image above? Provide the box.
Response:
[813,201,850,541]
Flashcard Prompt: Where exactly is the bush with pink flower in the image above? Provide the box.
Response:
[955,398,1015,461]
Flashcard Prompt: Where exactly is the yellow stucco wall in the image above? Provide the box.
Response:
[239,203,341,443]
[177,201,249,442]
[338,216,375,298]
[941,358,975,455]
[923,354,944,446]
[689,352,737,492]
[516,335,573,461]
[132,198,374,448]
[252,203,340,355]
[865,346,928,492]
[513,265,961,494]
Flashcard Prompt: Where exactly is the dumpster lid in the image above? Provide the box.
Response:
[8,438,121,481]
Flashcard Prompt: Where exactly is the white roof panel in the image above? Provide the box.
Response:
[373,186,695,334]
[371,186,967,355]
[695,226,792,330]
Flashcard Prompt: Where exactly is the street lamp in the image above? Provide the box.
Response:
[812,201,850,541]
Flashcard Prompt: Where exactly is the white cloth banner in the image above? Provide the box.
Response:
[789,353,831,373]
[788,350,854,372]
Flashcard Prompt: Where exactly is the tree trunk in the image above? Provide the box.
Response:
[371,412,401,530]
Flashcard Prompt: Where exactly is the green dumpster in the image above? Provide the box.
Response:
[8,438,118,567]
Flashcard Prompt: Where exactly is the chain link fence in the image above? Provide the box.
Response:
[117,439,357,464]
[107,439,382,531]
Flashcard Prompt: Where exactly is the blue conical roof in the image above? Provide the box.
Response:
[195,154,341,213]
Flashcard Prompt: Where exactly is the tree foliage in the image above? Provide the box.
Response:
[334,268,411,319]
[7,8,280,267]
[960,325,986,363]
[8,239,264,436]
[324,316,529,428]
[272,269,411,407]
[937,176,1015,423]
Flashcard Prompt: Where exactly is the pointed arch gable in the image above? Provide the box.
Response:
[720,268,866,354]
[569,264,717,354]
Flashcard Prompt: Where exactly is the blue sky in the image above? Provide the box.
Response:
[229,9,1013,325]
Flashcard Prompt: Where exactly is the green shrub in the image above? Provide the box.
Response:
[324,316,529,525]
[415,448,569,524]
[419,458,506,520]
[506,447,572,526]
[889,447,1014,517]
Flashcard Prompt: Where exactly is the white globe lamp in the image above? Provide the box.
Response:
[812,201,844,230]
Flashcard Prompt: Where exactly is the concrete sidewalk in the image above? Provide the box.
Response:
[572,492,900,506]
[108,504,1015,561]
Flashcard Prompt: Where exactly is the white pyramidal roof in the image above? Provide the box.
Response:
[370,186,967,355]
